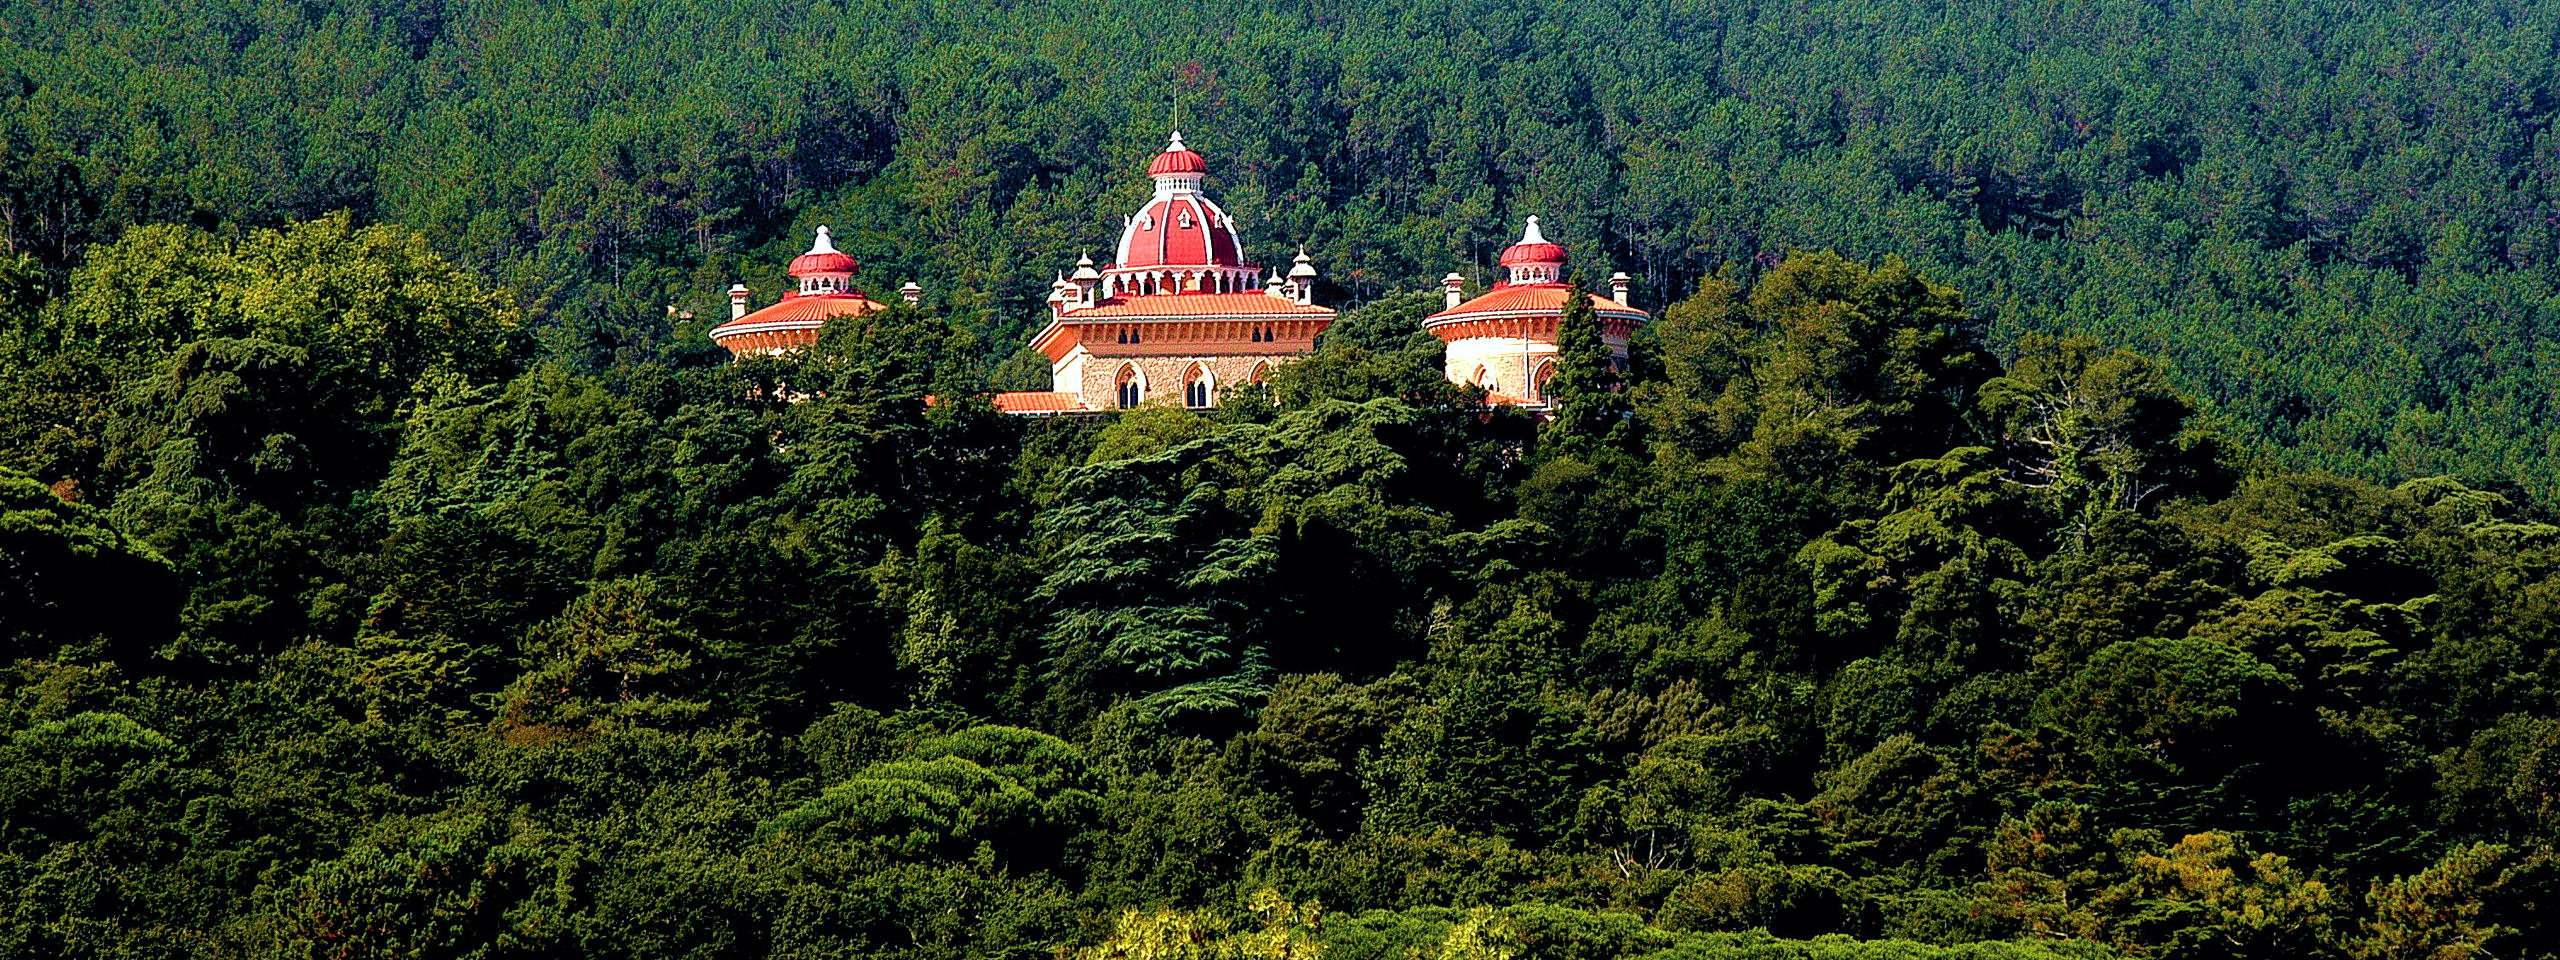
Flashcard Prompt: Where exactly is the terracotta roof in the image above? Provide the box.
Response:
[1065,292,1336,319]
[989,391,1089,413]
[1426,284,1644,323]
[709,293,887,340]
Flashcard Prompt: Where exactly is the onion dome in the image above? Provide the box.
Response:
[788,226,857,281]
[1146,130,1209,178]
[1496,216,1567,284]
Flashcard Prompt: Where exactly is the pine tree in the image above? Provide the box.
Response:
[1542,278,1629,447]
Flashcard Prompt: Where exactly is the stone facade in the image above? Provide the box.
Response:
[1076,353,1276,409]
[1442,335,1560,402]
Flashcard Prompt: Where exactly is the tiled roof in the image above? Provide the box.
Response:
[989,391,1089,413]
[1427,284,1644,322]
[1064,292,1335,319]
[710,293,887,337]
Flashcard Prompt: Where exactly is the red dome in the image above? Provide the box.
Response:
[789,251,856,276]
[1497,216,1567,268]
[787,226,856,277]
[1116,192,1244,269]
[1147,131,1208,177]
[1498,242,1567,267]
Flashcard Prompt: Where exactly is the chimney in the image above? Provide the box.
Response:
[900,281,922,306]
[728,284,751,320]
[1609,272,1632,306]
[1443,273,1466,310]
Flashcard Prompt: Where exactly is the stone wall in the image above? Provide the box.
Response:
[1075,353,1279,409]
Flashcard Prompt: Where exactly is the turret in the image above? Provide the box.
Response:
[1443,273,1466,310]
[1288,248,1318,306]
[1610,272,1631,306]
[900,281,922,306]
[728,284,751,320]
[1072,254,1102,308]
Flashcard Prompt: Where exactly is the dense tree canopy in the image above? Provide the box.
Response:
[3,211,2555,956]
[3,2,2558,957]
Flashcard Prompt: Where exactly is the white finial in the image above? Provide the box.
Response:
[809,225,839,254]
[1519,216,1547,245]
[1167,130,1186,152]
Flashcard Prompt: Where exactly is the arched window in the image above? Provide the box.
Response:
[1116,364,1145,409]
[1470,365,1493,391]
[1250,361,1272,385]
[1533,359,1557,401]
[1183,363,1214,408]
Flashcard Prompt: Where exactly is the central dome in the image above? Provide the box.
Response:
[1112,132,1250,277]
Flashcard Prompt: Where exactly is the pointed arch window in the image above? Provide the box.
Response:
[1117,364,1145,409]
[1183,363,1214,408]
[1533,359,1557,401]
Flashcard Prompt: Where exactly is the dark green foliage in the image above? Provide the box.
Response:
[4,5,2560,952]
[1544,279,1629,448]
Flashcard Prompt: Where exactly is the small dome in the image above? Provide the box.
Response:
[788,226,857,277]
[1147,131,1208,178]
[1497,216,1568,269]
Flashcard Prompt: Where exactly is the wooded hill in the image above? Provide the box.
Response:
[2,1,2558,958]
[2,0,2558,493]
[2,218,2555,956]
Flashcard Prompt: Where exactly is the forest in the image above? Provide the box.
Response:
[1,0,2558,958]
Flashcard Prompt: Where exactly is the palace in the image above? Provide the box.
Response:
[989,132,1335,414]
[708,133,1648,410]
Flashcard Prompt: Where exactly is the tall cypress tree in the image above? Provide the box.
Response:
[1541,278,1629,446]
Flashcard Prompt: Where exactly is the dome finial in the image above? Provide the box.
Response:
[810,225,839,254]
[1518,216,1546,245]
[1166,130,1186,152]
